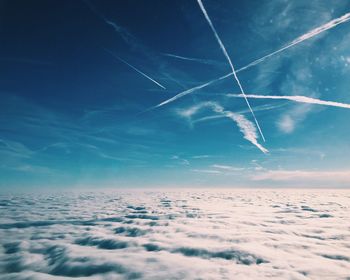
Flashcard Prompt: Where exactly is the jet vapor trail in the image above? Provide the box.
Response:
[162,53,222,66]
[84,0,124,33]
[105,49,166,90]
[197,0,265,142]
[148,74,229,110]
[84,0,149,58]
[83,0,125,33]
[147,11,350,110]
[177,101,268,153]
[192,103,286,124]
[211,103,268,153]
[228,94,350,109]
[236,12,350,73]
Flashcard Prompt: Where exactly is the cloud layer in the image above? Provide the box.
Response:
[1,190,350,279]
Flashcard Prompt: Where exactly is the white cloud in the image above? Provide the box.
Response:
[277,114,295,134]
[224,111,268,154]
[1,190,350,279]
[171,155,190,166]
[252,169,350,182]
[191,169,222,174]
[211,164,244,171]
[192,155,211,159]
[176,102,268,153]
[162,53,223,66]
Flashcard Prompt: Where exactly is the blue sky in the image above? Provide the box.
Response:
[1,0,350,190]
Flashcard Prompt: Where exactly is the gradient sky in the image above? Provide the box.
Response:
[1,0,350,190]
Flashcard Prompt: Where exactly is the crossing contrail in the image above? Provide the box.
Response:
[228,94,350,109]
[105,49,166,90]
[197,0,265,142]
[147,11,350,110]
[149,74,230,110]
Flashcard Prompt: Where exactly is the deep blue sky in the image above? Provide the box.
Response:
[1,0,350,190]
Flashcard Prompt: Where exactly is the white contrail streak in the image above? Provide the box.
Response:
[84,0,151,59]
[192,103,286,124]
[84,0,125,34]
[228,94,350,109]
[150,74,229,110]
[105,49,166,90]
[236,12,350,73]
[197,0,265,142]
[148,11,350,109]
[210,103,268,154]
[226,111,268,153]
[162,53,222,66]
[177,101,268,153]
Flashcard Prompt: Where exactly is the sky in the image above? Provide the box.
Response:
[1,0,350,190]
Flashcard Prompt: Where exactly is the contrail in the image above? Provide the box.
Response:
[196,0,265,142]
[176,101,268,153]
[83,0,125,34]
[162,53,222,66]
[138,70,231,114]
[147,11,350,110]
[192,103,286,124]
[226,111,268,153]
[105,49,166,90]
[236,12,350,73]
[148,73,230,111]
[83,0,149,58]
[211,103,268,154]
[85,1,166,89]
[228,94,350,109]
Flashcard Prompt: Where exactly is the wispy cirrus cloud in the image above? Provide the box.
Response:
[171,155,190,166]
[224,111,268,154]
[0,138,33,159]
[0,139,57,175]
[277,111,304,134]
[191,155,211,159]
[190,164,244,176]
[211,164,244,171]
[192,103,286,125]
[252,169,350,182]
[177,101,268,153]
[191,169,221,174]
[83,0,142,54]
[162,53,223,67]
